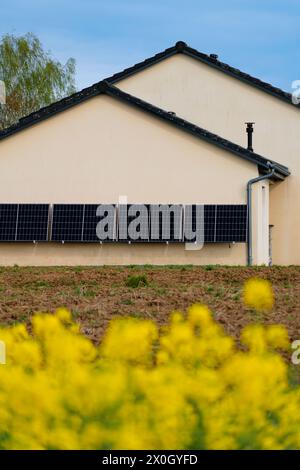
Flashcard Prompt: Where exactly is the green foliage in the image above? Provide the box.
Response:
[0,33,76,129]
[204,265,215,271]
[120,299,134,305]
[125,274,148,288]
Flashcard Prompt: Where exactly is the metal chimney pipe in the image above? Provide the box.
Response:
[245,122,255,152]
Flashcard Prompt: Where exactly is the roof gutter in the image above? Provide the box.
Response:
[247,163,275,266]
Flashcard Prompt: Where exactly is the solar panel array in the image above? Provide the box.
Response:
[0,203,248,243]
[82,204,98,242]
[190,204,247,243]
[215,205,248,243]
[51,204,84,242]
[83,204,116,242]
[52,204,116,242]
[204,205,216,243]
[84,204,116,242]
[118,204,150,242]
[150,205,183,242]
[17,204,49,241]
[0,204,49,242]
[0,204,18,241]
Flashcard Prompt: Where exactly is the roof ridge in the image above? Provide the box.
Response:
[105,44,178,83]
[104,41,297,108]
[1,40,298,139]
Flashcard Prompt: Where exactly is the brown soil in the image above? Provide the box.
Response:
[0,265,299,345]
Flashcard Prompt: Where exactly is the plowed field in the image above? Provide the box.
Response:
[0,265,299,345]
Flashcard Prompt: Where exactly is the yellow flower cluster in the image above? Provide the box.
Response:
[0,279,298,450]
[243,278,274,312]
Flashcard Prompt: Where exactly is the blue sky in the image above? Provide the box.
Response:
[1,0,299,92]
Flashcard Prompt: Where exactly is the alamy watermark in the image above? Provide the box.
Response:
[291,80,300,105]
[0,340,6,365]
[291,340,300,365]
[95,203,204,250]
[0,80,6,105]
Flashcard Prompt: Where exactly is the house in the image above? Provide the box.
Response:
[0,41,297,266]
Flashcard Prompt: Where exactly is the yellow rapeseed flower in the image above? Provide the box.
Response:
[188,304,212,328]
[0,290,299,450]
[243,278,274,312]
[266,325,289,350]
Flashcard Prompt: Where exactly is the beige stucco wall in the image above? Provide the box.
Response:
[0,94,257,265]
[118,54,300,265]
[0,243,247,267]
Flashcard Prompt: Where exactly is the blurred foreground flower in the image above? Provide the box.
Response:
[243,277,274,312]
[0,281,298,450]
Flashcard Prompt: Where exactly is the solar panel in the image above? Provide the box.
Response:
[16,204,49,241]
[204,205,216,243]
[117,205,150,242]
[184,205,205,244]
[83,204,116,242]
[127,204,150,242]
[51,204,84,242]
[0,204,18,241]
[150,204,183,242]
[117,205,128,242]
[215,205,247,242]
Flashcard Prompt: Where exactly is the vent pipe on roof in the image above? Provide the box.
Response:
[245,122,255,152]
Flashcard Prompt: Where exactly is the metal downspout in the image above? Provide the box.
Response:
[247,164,275,266]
